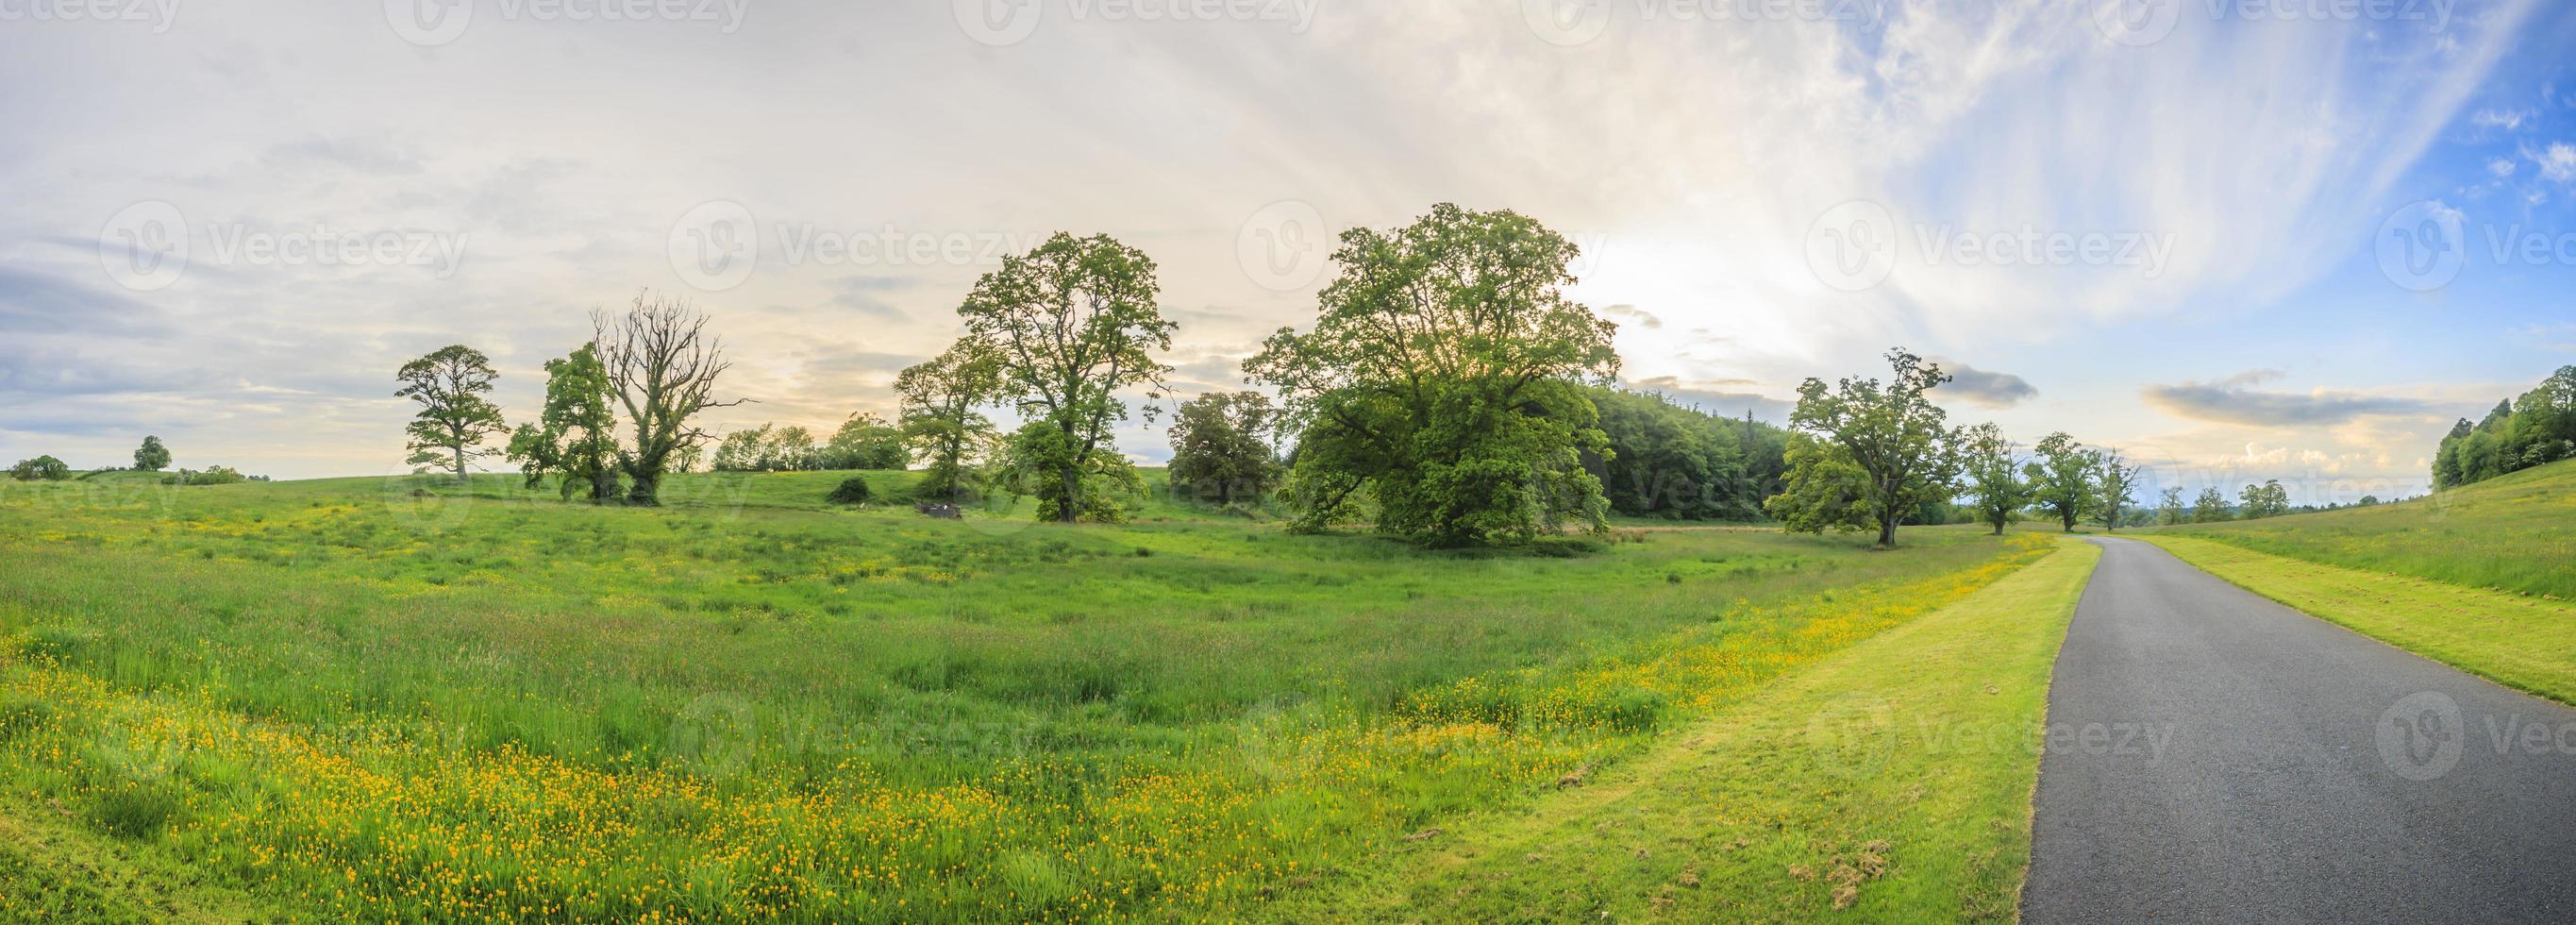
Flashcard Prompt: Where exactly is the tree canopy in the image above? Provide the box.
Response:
[1957,422,2032,536]
[395,345,510,484]
[506,344,622,501]
[1165,391,1280,506]
[1583,387,1780,521]
[133,435,170,472]
[2026,432,2097,533]
[2434,366,2576,490]
[1244,204,1621,547]
[957,232,1174,523]
[896,342,1005,502]
[1763,349,1959,548]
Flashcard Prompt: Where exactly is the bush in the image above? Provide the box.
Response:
[827,476,873,505]
[162,466,248,486]
[8,455,71,481]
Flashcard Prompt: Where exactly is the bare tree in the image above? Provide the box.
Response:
[593,292,747,505]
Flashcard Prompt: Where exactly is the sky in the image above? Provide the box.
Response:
[4,0,2573,506]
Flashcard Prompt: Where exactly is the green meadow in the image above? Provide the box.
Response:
[2143,459,2576,599]
[0,470,2048,921]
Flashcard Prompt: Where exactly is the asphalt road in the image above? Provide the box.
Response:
[2021,537,2576,924]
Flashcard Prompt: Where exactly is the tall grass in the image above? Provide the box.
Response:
[0,470,2042,920]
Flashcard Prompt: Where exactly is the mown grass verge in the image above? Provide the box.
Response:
[1271,538,2101,922]
[2140,535,2576,705]
[2142,458,2576,599]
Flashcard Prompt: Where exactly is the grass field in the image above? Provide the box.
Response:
[0,469,2049,921]
[1277,538,2101,923]
[2143,459,2576,599]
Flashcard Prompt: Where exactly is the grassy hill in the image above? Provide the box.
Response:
[0,467,2046,921]
[2144,458,2576,599]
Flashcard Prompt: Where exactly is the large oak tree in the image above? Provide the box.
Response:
[1245,203,1619,547]
[1764,349,1960,548]
[1958,422,2032,536]
[895,341,1004,501]
[505,343,622,501]
[957,233,1175,523]
[395,345,509,484]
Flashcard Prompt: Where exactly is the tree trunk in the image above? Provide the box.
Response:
[1058,465,1081,523]
[628,469,661,506]
[451,444,468,485]
[1877,514,1898,548]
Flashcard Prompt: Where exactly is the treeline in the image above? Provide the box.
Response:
[1583,387,1788,521]
[707,416,907,473]
[7,436,262,485]
[2434,366,2576,491]
[1755,351,2154,547]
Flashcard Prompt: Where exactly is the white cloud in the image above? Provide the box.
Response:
[2488,158,2518,177]
[2534,143,2576,182]
[2472,108,2531,130]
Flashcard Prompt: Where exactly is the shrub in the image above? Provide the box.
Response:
[827,476,873,505]
[162,466,248,486]
[8,455,72,480]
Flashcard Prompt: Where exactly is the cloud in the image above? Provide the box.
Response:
[1621,377,1794,424]
[1599,304,1663,330]
[2141,371,2440,427]
[2489,158,2517,177]
[2534,142,2576,182]
[2471,109,2531,130]
[1927,358,2037,409]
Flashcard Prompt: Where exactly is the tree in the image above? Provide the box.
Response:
[2091,447,2144,532]
[8,456,72,481]
[2156,486,2186,526]
[710,425,773,472]
[1166,392,1280,505]
[896,342,1005,501]
[594,293,747,505]
[1765,433,1874,535]
[2026,432,2098,533]
[132,435,170,471]
[1244,204,1620,546]
[2191,486,2233,523]
[956,233,1175,523]
[2238,479,2291,519]
[1765,349,1961,548]
[818,412,909,470]
[395,345,510,484]
[505,344,623,501]
[1958,423,2032,536]
[762,426,819,471]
